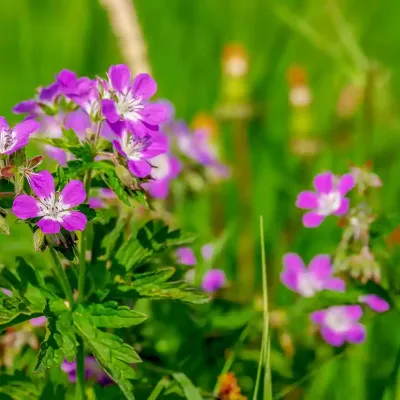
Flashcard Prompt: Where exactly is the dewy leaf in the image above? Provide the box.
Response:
[34,299,78,373]
[172,373,204,400]
[87,302,147,328]
[114,268,208,305]
[73,305,141,400]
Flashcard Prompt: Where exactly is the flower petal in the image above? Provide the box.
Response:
[0,117,9,130]
[13,119,40,138]
[109,64,131,93]
[323,277,346,292]
[310,310,327,324]
[345,323,366,344]
[169,156,181,179]
[334,197,350,216]
[101,99,120,123]
[37,218,61,234]
[308,255,332,281]
[142,103,170,125]
[29,170,55,199]
[44,145,68,167]
[65,109,91,137]
[60,211,87,232]
[142,179,169,199]
[343,305,363,321]
[142,133,168,159]
[132,73,157,99]
[313,172,334,194]
[60,180,86,208]
[176,247,197,265]
[321,327,345,347]
[296,191,318,209]
[359,294,390,313]
[12,195,40,219]
[281,253,305,292]
[127,159,152,178]
[302,211,324,228]
[338,173,355,195]
[30,316,47,327]
[13,100,39,115]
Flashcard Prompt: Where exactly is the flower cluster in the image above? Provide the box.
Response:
[281,170,389,346]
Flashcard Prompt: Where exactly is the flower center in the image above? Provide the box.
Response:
[37,193,69,222]
[324,308,351,333]
[115,92,144,122]
[0,127,17,154]
[297,272,323,297]
[150,154,170,180]
[317,192,341,216]
[122,132,151,160]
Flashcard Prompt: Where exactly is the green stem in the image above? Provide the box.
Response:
[49,247,74,305]
[76,337,86,400]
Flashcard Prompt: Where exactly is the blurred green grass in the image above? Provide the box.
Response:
[1,0,400,398]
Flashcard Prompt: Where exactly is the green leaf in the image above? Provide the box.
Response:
[86,302,147,328]
[172,373,203,400]
[0,296,42,331]
[102,218,125,259]
[0,214,10,235]
[0,374,40,400]
[114,268,208,305]
[73,305,140,400]
[103,170,131,205]
[34,299,78,373]
[371,213,400,239]
[76,204,98,221]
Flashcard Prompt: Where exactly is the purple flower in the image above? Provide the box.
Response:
[359,294,390,313]
[13,82,60,117]
[1,288,11,297]
[56,69,92,98]
[201,244,214,261]
[201,269,226,293]
[281,253,345,297]
[141,153,181,198]
[176,247,197,265]
[29,316,47,327]
[62,357,112,386]
[0,117,39,155]
[89,189,116,209]
[296,172,355,228]
[112,123,168,178]
[101,64,169,132]
[44,145,68,167]
[12,170,87,234]
[311,305,366,346]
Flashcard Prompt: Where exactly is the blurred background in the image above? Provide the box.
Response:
[1,0,400,398]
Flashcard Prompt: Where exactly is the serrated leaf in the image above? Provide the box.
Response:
[172,373,203,400]
[73,305,140,400]
[103,170,131,205]
[114,268,208,305]
[34,300,78,373]
[87,302,147,328]
[0,296,42,331]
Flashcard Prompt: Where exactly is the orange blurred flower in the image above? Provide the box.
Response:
[218,372,248,400]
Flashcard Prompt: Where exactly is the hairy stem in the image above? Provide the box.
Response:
[49,247,74,305]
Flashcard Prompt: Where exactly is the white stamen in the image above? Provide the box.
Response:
[297,272,323,297]
[37,192,70,222]
[0,127,17,154]
[120,131,150,161]
[324,307,351,333]
[115,91,144,122]
[317,192,341,216]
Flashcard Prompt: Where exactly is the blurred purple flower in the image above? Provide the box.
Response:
[0,117,39,156]
[62,356,113,386]
[201,269,226,293]
[1,288,11,297]
[112,122,168,178]
[201,244,214,261]
[296,172,355,228]
[142,153,181,198]
[29,316,47,327]
[176,247,197,265]
[281,253,345,297]
[311,305,366,346]
[44,145,68,167]
[101,64,170,132]
[89,189,116,209]
[359,294,390,313]
[13,170,87,234]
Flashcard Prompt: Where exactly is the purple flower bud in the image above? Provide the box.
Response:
[201,269,226,293]
[359,294,390,313]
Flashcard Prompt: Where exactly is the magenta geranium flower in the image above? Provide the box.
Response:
[296,172,355,228]
[101,64,169,132]
[281,253,345,297]
[12,170,87,234]
[311,305,366,346]
[141,153,181,198]
[0,117,39,155]
[112,122,168,178]
[202,269,226,293]
[359,294,390,312]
